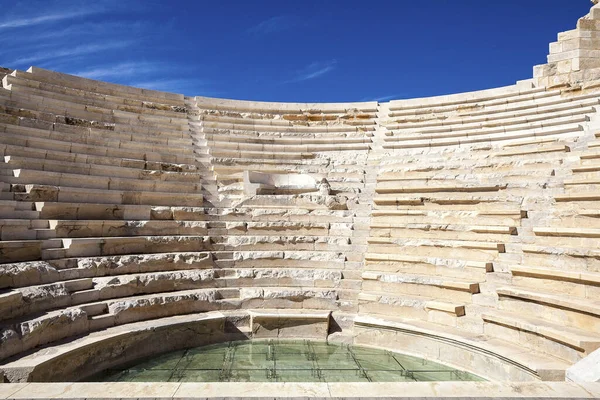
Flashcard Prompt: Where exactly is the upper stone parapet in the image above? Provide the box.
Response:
[533,2,600,88]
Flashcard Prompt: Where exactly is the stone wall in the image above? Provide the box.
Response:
[534,1,600,87]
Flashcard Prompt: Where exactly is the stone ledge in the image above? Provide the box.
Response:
[249,309,330,339]
[1,382,599,399]
[353,316,569,381]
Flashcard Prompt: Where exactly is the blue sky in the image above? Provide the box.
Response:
[0,0,592,102]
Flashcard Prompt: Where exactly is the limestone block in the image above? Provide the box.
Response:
[1,308,90,360]
[0,261,60,288]
[93,269,216,299]
[249,309,330,339]
[74,252,213,277]
[0,241,42,263]
[107,289,220,324]
[232,251,284,261]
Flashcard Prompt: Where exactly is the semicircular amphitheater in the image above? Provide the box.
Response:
[3,3,600,392]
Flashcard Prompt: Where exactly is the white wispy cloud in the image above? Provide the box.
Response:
[129,78,217,96]
[64,60,216,96]
[71,62,165,80]
[7,41,135,66]
[288,60,337,83]
[0,7,104,30]
[3,21,148,45]
[1,1,214,97]
[248,15,293,35]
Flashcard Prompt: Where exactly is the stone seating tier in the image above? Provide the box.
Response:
[21,67,184,106]
[2,55,600,384]
[3,74,188,117]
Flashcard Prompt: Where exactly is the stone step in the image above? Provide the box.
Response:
[365,252,493,272]
[0,104,190,145]
[555,192,600,202]
[373,193,515,206]
[5,169,201,194]
[0,287,225,361]
[0,127,195,166]
[377,166,554,182]
[200,111,376,126]
[497,286,600,332]
[357,292,466,319]
[491,144,571,158]
[211,148,316,160]
[371,210,521,227]
[0,210,40,219]
[371,222,516,235]
[4,74,188,119]
[368,237,505,253]
[509,264,600,287]
[3,155,201,183]
[0,218,49,239]
[384,115,588,143]
[385,95,597,132]
[381,124,584,150]
[362,271,480,294]
[387,89,553,118]
[0,240,42,263]
[45,220,208,238]
[0,124,196,165]
[533,227,600,238]
[203,132,373,145]
[0,251,214,289]
[48,235,209,259]
[522,243,600,258]
[387,104,594,135]
[21,184,203,207]
[389,89,598,121]
[386,84,544,112]
[482,310,600,362]
[19,67,184,106]
[208,140,370,153]
[0,143,197,172]
[376,182,507,194]
[35,201,205,221]
[195,96,377,114]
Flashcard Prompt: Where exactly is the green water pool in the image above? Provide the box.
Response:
[92,340,484,382]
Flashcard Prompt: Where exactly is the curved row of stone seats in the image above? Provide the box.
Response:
[0,66,367,364]
[191,97,376,200]
[379,82,600,149]
[361,131,591,365]
[13,67,184,106]
[4,73,186,115]
[0,91,191,151]
[0,69,248,370]
[0,69,205,267]
[0,80,188,132]
[479,135,600,365]
[0,253,352,363]
[0,199,360,361]
[373,120,600,374]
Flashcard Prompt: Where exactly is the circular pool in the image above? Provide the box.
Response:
[92,340,484,382]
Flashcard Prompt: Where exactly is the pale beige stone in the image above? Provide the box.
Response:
[3,6,600,387]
